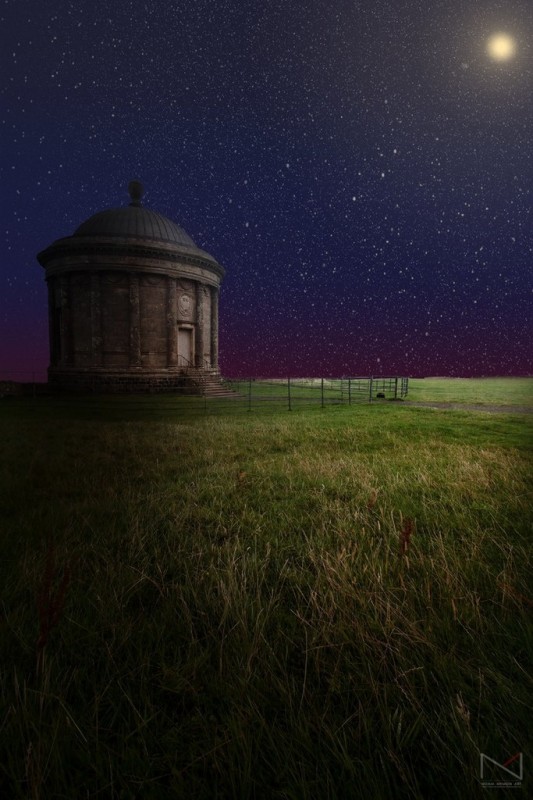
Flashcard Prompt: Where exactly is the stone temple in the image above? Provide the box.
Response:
[37,181,226,393]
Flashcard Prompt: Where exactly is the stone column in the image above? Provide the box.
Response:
[167,276,178,367]
[210,287,219,370]
[90,272,103,366]
[47,278,56,366]
[129,274,141,366]
[195,283,204,367]
[59,274,72,366]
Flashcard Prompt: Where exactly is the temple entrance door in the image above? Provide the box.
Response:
[178,327,193,366]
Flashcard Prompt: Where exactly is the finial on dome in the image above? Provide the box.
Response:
[128,180,144,207]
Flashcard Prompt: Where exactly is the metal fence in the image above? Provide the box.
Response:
[0,370,48,382]
[0,373,408,415]
[0,371,48,397]
[222,377,409,412]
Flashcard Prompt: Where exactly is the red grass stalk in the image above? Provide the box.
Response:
[36,542,75,673]
[399,518,414,557]
[497,580,533,608]
[367,490,378,510]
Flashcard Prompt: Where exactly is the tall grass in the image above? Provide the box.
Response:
[1,397,532,798]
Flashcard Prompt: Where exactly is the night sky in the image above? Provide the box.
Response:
[2,0,532,379]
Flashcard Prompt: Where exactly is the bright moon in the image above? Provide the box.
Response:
[486,33,517,61]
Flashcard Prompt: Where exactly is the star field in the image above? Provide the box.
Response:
[1,0,532,378]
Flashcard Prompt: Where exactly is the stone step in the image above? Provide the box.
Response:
[178,369,240,398]
[203,387,241,397]
[204,392,241,398]
[191,381,240,398]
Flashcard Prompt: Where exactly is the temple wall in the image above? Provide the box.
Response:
[43,257,222,391]
[46,267,223,377]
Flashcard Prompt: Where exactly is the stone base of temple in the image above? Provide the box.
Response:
[48,367,222,395]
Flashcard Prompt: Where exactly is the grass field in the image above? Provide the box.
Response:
[406,377,533,407]
[1,378,532,798]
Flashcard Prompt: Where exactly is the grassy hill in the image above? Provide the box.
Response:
[1,379,531,798]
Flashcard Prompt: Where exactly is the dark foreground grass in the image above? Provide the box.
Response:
[1,394,532,799]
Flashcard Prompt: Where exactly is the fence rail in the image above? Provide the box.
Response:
[0,373,409,414]
[223,376,408,412]
[0,371,48,397]
[0,371,48,382]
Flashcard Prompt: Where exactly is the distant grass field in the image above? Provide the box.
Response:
[406,377,533,407]
[1,378,532,798]
[4,375,532,421]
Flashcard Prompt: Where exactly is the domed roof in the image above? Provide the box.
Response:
[37,180,224,279]
[74,206,197,248]
[73,181,198,248]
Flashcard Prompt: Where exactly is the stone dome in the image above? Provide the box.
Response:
[74,206,198,249]
[73,180,201,251]
[38,181,223,273]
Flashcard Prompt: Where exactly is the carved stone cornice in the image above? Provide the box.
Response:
[37,238,225,281]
